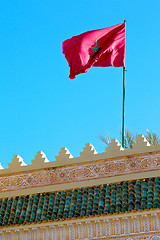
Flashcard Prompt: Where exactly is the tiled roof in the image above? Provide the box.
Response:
[0,177,160,227]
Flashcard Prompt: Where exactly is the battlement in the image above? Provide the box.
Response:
[0,134,159,174]
[0,135,160,240]
[1,135,160,198]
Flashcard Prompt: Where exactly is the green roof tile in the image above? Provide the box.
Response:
[1,177,160,227]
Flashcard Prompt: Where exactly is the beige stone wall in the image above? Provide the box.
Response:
[1,135,160,198]
[1,135,160,239]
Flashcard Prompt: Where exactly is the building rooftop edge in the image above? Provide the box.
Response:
[1,134,160,175]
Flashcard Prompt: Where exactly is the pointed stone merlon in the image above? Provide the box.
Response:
[80,143,97,159]
[0,163,4,169]
[55,147,73,162]
[106,139,124,155]
[31,151,49,167]
[8,155,27,170]
[132,134,150,151]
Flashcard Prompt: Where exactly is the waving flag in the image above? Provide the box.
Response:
[62,22,125,79]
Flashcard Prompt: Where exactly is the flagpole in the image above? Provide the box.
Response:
[122,20,126,148]
[122,66,125,148]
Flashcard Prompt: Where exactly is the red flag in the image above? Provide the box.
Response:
[62,22,125,79]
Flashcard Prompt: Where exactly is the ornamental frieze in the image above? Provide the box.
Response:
[0,213,160,239]
[0,152,160,192]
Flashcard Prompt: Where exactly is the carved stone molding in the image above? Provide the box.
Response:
[1,152,160,192]
[0,212,160,239]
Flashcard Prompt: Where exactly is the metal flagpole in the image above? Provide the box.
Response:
[122,20,126,148]
[122,66,126,148]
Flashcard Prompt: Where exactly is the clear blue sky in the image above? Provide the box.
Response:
[0,0,160,168]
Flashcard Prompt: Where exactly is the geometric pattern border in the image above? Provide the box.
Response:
[0,212,160,239]
[1,152,160,192]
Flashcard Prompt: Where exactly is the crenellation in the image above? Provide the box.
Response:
[0,137,160,239]
[55,147,73,163]
[106,138,124,153]
[1,135,160,175]
[0,163,4,169]
[79,143,97,160]
[8,155,26,170]
[31,151,49,167]
[132,134,150,150]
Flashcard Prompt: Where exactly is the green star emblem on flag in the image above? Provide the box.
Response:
[90,40,102,53]
[90,40,102,60]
